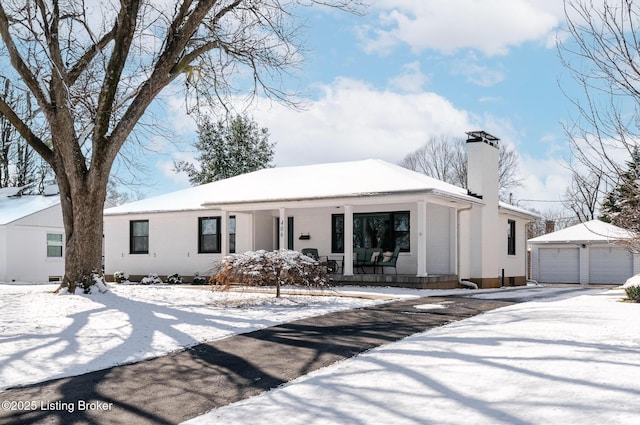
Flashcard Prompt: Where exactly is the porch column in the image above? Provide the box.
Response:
[344,205,354,276]
[278,207,287,251]
[220,210,229,257]
[416,200,428,277]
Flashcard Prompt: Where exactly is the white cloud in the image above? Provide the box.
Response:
[451,52,505,87]
[248,77,475,167]
[156,77,576,216]
[514,153,571,213]
[387,61,429,93]
[361,0,563,56]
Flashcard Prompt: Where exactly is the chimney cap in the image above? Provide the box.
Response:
[466,131,499,147]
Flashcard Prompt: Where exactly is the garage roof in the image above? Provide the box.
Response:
[529,219,633,243]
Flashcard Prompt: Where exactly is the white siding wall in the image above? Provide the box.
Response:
[104,210,254,277]
[426,203,452,274]
[500,216,530,280]
[0,226,7,281]
[5,224,65,282]
[104,201,461,278]
[1,205,65,283]
[254,212,275,251]
[288,207,334,254]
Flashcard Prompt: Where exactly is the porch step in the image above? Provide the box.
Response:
[329,274,460,290]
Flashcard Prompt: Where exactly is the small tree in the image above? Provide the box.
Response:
[563,164,603,223]
[175,114,275,185]
[213,250,329,298]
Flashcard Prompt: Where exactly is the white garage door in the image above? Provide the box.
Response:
[538,247,580,283]
[589,247,633,284]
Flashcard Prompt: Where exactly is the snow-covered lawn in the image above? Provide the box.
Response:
[0,283,392,390]
[2,282,638,424]
[185,287,640,425]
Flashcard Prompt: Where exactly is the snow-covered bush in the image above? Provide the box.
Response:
[59,271,109,294]
[113,271,129,283]
[623,275,640,301]
[213,249,329,297]
[167,273,183,285]
[192,273,208,285]
[140,273,163,285]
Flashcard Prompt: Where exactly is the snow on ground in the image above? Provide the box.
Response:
[2,282,638,424]
[184,287,640,425]
[0,283,397,390]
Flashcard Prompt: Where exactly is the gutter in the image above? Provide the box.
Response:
[200,188,484,209]
[456,203,475,289]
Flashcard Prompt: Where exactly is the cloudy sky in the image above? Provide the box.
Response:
[142,1,578,214]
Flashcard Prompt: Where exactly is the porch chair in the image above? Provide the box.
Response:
[302,248,340,273]
[377,246,401,274]
[301,248,320,261]
[353,247,383,274]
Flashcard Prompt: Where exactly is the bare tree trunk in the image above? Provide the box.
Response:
[54,156,109,293]
[58,188,106,293]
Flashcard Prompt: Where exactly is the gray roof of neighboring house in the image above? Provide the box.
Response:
[0,194,61,225]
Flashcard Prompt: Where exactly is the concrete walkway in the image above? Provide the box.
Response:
[0,296,512,425]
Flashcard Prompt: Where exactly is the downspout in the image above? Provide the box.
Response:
[456,204,478,289]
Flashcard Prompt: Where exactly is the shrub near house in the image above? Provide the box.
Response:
[623,275,640,301]
[214,250,329,297]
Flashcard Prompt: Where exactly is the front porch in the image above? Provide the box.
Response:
[329,273,461,289]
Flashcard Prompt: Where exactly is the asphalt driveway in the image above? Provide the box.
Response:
[0,295,512,425]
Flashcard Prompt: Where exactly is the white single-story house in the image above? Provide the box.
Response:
[104,131,538,289]
[529,219,639,285]
[0,186,64,283]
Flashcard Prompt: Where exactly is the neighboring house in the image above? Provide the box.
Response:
[529,219,639,285]
[104,131,538,289]
[0,186,64,283]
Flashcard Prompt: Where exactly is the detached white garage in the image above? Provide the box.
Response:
[529,220,638,285]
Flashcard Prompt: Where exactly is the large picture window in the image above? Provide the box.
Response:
[332,211,410,253]
[130,220,149,254]
[47,233,63,257]
[199,217,220,253]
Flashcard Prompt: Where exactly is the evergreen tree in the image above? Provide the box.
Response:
[599,147,640,232]
[175,115,275,185]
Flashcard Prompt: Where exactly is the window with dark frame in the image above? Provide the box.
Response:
[229,216,236,254]
[199,217,220,254]
[332,211,410,253]
[130,220,149,254]
[47,233,63,257]
[507,219,516,255]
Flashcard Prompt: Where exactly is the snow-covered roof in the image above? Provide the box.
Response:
[499,201,541,219]
[528,219,633,243]
[0,194,61,225]
[105,159,480,215]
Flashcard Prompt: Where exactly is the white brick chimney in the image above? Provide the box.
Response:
[466,131,500,286]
